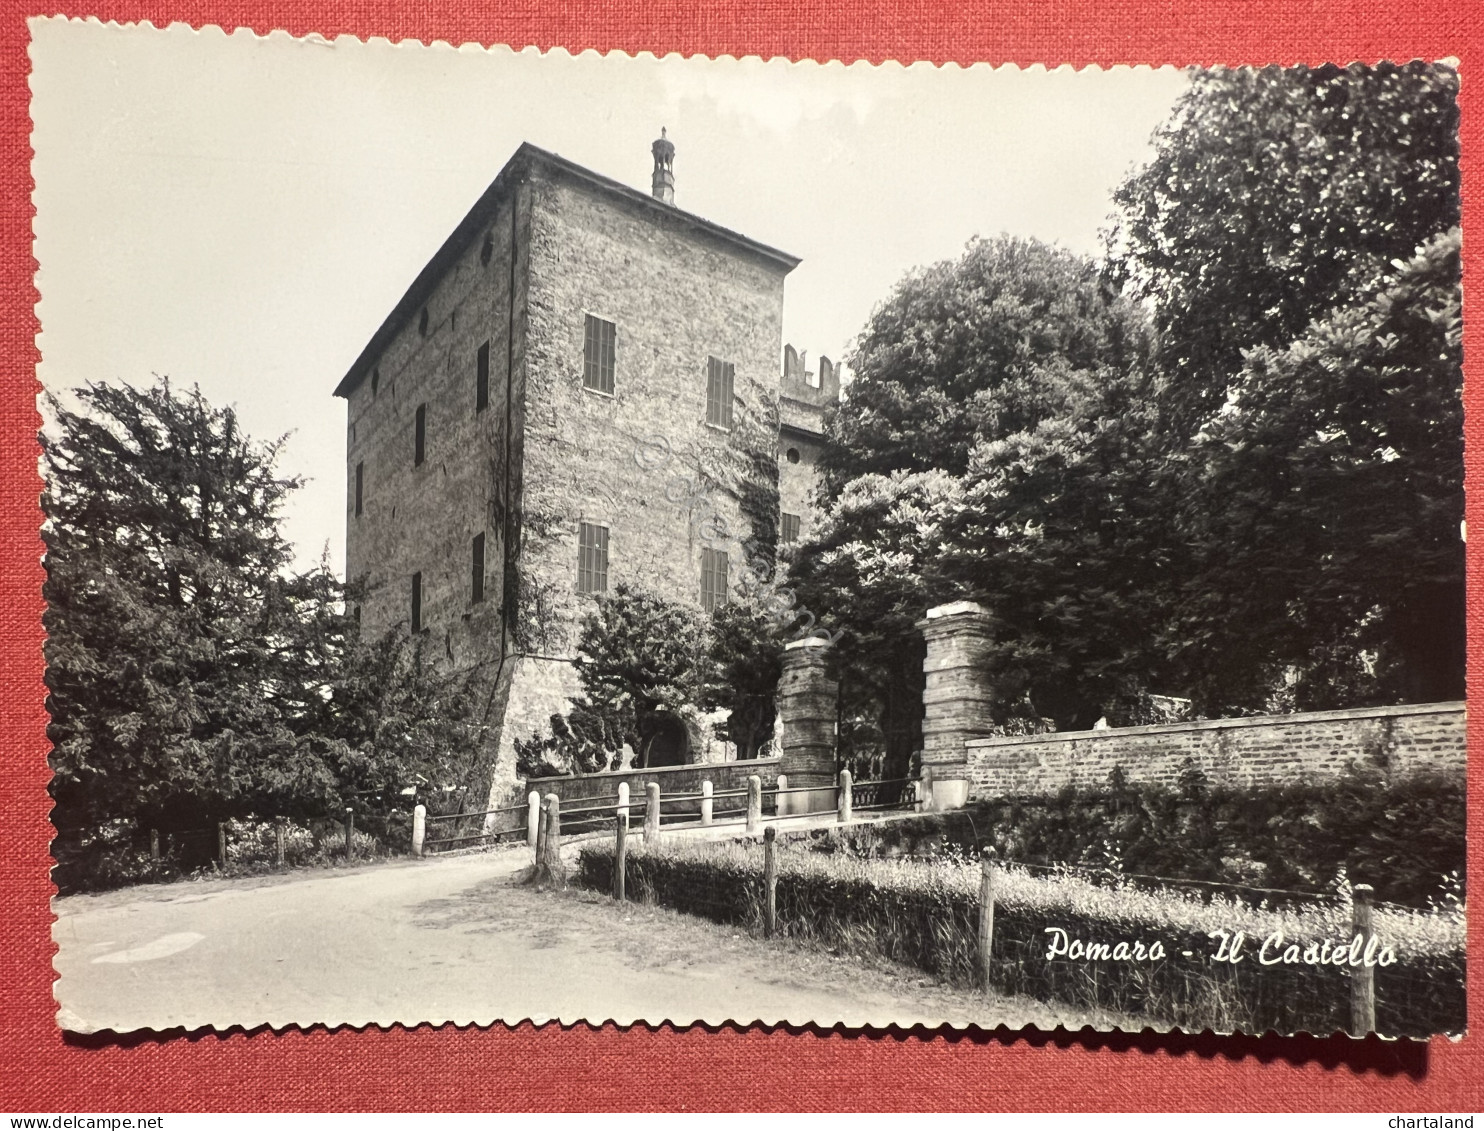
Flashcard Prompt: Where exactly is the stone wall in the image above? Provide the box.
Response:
[344,186,526,667]
[344,147,799,816]
[963,701,1466,798]
[516,164,792,658]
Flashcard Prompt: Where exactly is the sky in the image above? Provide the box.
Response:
[31,19,1189,574]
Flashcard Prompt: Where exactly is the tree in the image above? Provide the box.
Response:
[819,234,1147,493]
[42,378,480,856]
[1108,63,1464,711]
[1169,229,1464,710]
[935,361,1188,728]
[701,576,785,760]
[788,470,961,778]
[1109,62,1460,428]
[43,380,315,836]
[794,236,1157,763]
[515,584,709,775]
[308,618,488,816]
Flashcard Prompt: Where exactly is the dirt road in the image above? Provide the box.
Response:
[53,849,1100,1034]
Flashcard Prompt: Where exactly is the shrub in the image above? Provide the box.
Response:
[52,813,406,894]
[850,765,1465,908]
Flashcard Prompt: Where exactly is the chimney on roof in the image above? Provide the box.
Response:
[651,128,675,205]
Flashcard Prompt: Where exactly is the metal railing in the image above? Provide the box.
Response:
[411,770,924,857]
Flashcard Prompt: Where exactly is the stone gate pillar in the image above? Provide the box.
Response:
[917,601,996,811]
[777,637,839,815]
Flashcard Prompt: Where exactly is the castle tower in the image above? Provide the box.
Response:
[336,139,798,805]
[778,346,840,547]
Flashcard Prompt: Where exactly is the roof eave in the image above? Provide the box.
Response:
[334,142,801,400]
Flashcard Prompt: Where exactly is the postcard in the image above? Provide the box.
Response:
[35,21,1465,1039]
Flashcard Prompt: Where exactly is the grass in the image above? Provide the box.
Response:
[576,833,1466,1037]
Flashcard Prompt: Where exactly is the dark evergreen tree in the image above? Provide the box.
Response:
[43,379,482,860]
[43,380,310,837]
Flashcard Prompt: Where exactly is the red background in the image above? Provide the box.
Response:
[2,0,1482,1112]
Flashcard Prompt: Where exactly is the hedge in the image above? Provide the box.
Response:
[577,837,1466,1037]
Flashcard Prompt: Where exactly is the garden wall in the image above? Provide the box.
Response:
[963,701,1465,799]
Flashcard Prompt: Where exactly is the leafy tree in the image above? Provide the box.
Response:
[797,67,1464,744]
[515,584,709,775]
[1169,229,1464,709]
[1108,62,1460,427]
[819,234,1147,493]
[936,361,1187,727]
[700,577,784,760]
[795,236,1157,761]
[1106,63,1463,711]
[789,470,960,777]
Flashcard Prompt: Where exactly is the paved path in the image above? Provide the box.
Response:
[53,847,1092,1034]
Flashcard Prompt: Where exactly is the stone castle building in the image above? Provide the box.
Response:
[335,135,837,805]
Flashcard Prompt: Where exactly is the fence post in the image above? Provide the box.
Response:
[150,828,160,863]
[644,782,661,844]
[217,822,227,868]
[412,805,426,858]
[701,780,714,826]
[775,773,789,818]
[763,825,779,938]
[540,793,564,889]
[344,808,355,859]
[837,769,853,824]
[977,847,997,989]
[527,790,542,851]
[613,811,628,902]
[746,775,762,833]
[1351,883,1377,1036]
[274,817,286,867]
[618,781,630,821]
[534,798,548,867]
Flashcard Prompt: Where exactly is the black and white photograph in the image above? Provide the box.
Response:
[36,21,1466,1039]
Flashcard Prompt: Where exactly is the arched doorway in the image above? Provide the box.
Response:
[642,714,691,767]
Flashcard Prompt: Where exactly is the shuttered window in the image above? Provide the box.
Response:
[577,522,609,595]
[706,357,734,429]
[476,341,490,412]
[354,461,364,517]
[472,533,486,603]
[780,512,800,544]
[701,547,729,611]
[583,315,616,394]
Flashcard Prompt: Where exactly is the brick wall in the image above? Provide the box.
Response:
[962,701,1466,798]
